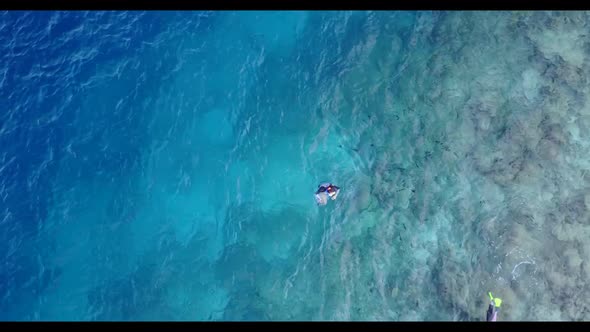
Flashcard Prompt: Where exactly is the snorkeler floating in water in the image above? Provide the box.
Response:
[314,182,340,206]
[486,292,502,322]
[314,184,504,320]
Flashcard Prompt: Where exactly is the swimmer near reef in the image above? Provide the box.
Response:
[314,182,340,206]
[486,292,502,322]
[314,181,505,321]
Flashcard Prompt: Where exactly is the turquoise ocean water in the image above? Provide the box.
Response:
[1,11,590,320]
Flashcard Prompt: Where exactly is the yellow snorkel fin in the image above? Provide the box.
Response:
[488,292,502,308]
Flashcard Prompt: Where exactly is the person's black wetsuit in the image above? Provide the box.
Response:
[316,183,339,195]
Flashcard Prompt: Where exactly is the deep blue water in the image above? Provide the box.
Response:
[2,11,590,321]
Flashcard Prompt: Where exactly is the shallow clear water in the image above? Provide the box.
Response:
[1,11,590,321]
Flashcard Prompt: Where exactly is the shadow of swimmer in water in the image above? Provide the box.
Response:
[314,182,340,206]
